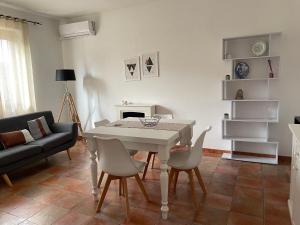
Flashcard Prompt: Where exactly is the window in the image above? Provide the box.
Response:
[0,19,36,118]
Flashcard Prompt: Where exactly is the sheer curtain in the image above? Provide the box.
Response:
[0,19,36,118]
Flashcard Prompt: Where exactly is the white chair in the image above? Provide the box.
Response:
[94,137,150,219]
[142,113,175,179]
[168,126,211,207]
[94,119,138,188]
[94,119,138,156]
[94,119,110,127]
[154,113,173,119]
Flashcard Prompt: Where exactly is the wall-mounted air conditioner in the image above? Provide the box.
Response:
[59,21,96,39]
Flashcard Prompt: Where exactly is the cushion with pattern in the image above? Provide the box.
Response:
[27,116,52,140]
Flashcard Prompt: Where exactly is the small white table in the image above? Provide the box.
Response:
[83,118,195,219]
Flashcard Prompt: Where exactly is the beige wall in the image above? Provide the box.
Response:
[0,5,65,119]
[62,0,299,156]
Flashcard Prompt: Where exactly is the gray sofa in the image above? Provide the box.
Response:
[0,111,78,187]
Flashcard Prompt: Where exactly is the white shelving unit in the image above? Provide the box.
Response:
[222,33,281,164]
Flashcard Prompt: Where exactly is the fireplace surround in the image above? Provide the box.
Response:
[115,104,156,119]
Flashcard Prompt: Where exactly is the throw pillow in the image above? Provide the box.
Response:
[28,116,52,140]
[0,129,34,148]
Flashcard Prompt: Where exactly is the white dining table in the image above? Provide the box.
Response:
[83,117,196,219]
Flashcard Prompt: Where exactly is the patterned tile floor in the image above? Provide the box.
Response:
[0,141,292,225]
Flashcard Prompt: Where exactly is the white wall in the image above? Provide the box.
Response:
[62,0,300,156]
[0,5,65,118]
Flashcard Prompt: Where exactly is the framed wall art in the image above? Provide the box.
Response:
[124,57,141,81]
[142,52,159,78]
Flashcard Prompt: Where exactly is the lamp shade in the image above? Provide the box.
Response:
[56,69,76,81]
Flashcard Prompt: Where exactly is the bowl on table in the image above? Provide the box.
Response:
[139,116,161,127]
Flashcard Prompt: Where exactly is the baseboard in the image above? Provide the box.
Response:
[288,199,295,225]
[203,148,291,164]
[203,148,229,157]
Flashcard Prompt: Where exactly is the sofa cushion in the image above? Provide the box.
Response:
[28,116,52,140]
[0,145,42,166]
[0,129,34,148]
[28,132,72,151]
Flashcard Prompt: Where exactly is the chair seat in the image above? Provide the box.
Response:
[167,150,193,170]
[100,159,146,177]
[97,149,137,159]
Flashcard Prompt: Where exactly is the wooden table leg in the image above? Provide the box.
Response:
[87,138,98,200]
[158,145,170,220]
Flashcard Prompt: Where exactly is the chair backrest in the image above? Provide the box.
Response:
[193,126,212,151]
[94,119,110,127]
[154,114,173,119]
[187,126,212,168]
[94,137,140,177]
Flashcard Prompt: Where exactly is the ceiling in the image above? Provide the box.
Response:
[0,0,155,18]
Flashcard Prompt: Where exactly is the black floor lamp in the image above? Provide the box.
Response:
[56,69,84,135]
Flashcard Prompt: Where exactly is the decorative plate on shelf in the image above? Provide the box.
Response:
[251,41,267,56]
[234,62,249,79]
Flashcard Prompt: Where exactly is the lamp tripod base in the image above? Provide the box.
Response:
[57,91,84,140]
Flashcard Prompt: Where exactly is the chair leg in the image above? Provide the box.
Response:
[187,170,198,207]
[169,168,175,192]
[151,153,156,169]
[1,174,13,188]
[97,171,105,188]
[96,175,112,213]
[142,152,153,180]
[194,167,207,194]
[66,149,71,160]
[134,174,150,202]
[173,171,179,193]
[119,179,124,196]
[122,178,130,219]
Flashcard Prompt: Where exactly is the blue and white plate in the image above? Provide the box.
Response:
[235,62,249,79]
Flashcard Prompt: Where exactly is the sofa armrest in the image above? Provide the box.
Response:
[51,123,78,138]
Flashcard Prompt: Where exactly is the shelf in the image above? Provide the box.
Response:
[223,99,279,102]
[223,136,278,143]
[222,153,278,164]
[223,32,281,41]
[224,55,280,61]
[230,56,280,80]
[224,118,278,123]
[223,80,270,100]
[223,33,281,60]
[232,101,279,123]
[223,78,278,82]
[223,121,268,141]
[222,32,281,165]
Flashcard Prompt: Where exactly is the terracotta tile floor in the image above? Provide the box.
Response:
[0,142,292,225]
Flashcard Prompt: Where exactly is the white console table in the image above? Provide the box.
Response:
[288,124,300,225]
